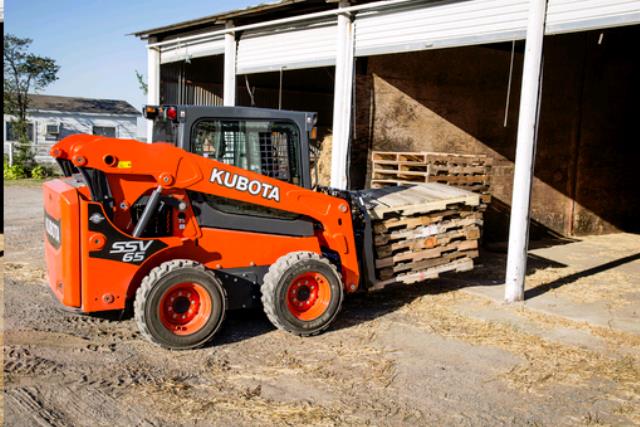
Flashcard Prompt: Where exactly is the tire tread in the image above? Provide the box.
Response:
[134,259,222,349]
[261,251,342,337]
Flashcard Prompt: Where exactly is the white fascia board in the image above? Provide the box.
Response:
[28,109,140,118]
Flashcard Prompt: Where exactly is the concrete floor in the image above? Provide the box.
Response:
[455,233,640,335]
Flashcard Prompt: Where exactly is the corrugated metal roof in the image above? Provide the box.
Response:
[28,94,140,115]
[132,0,308,39]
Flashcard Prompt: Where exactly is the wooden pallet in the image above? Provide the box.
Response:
[372,151,491,164]
[371,178,490,191]
[361,183,480,220]
[374,216,482,246]
[378,249,479,280]
[372,164,490,178]
[370,151,492,203]
[363,181,483,289]
[376,239,478,269]
[373,207,480,233]
[375,225,481,258]
[372,257,475,289]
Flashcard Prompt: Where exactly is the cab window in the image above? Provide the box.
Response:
[191,120,300,185]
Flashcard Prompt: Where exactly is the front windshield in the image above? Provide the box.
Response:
[190,119,300,185]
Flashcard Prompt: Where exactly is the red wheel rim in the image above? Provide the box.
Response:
[286,272,331,321]
[158,282,212,336]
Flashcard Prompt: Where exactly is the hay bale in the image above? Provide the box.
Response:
[316,135,332,187]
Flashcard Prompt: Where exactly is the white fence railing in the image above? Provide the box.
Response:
[4,142,57,166]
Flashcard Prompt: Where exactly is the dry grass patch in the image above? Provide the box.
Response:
[4,262,46,283]
[133,379,347,426]
[551,270,637,307]
[398,290,640,421]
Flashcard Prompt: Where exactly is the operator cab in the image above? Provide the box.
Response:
[143,105,318,189]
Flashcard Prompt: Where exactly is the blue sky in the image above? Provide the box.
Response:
[5,0,257,115]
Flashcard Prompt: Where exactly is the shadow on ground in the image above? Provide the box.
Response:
[524,252,640,299]
[85,243,585,345]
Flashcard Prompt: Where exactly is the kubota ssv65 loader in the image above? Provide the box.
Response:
[44,105,377,349]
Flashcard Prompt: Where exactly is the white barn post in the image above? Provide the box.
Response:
[505,0,548,302]
[223,21,237,107]
[330,0,355,189]
[146,47,161,143]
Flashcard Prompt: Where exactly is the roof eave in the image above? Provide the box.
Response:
[131,0,306,39]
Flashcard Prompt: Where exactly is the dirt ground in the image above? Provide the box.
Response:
[3,182,640,426]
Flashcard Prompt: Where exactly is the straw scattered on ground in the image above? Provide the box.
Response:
[397,290,640,422]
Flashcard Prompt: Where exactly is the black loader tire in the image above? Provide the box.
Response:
[261,251,343,336]
[134,260,226,350]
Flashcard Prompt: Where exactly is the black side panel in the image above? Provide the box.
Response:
[79,167,114,217]
[320,187,378,289]
[213,266,269,310]
[130,194,173,238]
[87,203,168,265]
[56,159,77,177]
[360,201,378,288]
[189,192,315,237]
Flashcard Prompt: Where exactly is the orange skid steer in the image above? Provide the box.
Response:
[44,106,377,349]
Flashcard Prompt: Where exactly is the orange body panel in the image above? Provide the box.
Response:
[47,134,361,313]
[81,200,138,311]
[197,228,322,269]
[43,179,82,307]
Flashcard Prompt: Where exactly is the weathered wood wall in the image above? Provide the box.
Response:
[352,25,640,237]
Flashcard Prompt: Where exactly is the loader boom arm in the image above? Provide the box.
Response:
[51,134,360,289]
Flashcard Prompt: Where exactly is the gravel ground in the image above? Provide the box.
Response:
[3,182,639,426]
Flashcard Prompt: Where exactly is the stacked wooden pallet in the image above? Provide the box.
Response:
[370,151,491,205]
[361,183,482,289]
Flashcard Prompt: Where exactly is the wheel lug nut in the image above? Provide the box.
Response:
[172,314,177,319]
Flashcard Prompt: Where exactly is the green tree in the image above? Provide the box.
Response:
[4,34,60,163]
[135,70,148,95]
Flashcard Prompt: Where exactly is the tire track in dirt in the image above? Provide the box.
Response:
[4,347,65,379]
[5,387,68,427]
[42,385,160,427]
[4,339,194,425]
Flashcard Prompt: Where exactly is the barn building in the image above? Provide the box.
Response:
[134,0,640,298]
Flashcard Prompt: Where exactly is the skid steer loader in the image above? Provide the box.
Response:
[45,105,377,349]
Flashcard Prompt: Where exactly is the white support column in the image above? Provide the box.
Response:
[330,1,355,190]
[505,0,548,303]
[146,46,160,143]
[223,21,237,107]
